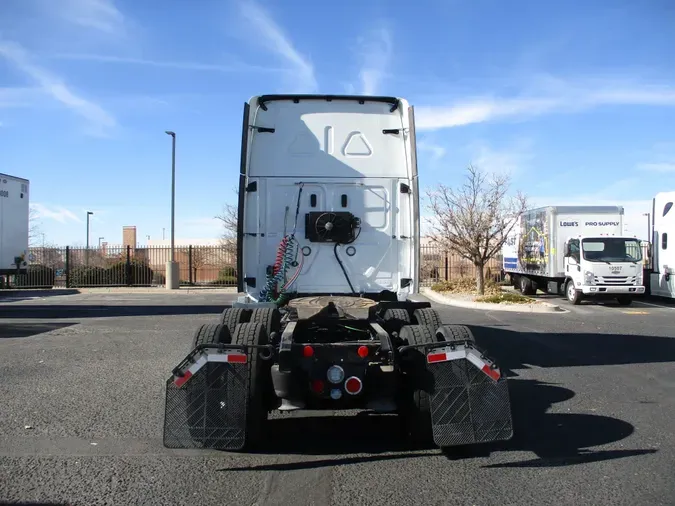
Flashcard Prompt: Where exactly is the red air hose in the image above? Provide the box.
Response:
[273,236,290,275]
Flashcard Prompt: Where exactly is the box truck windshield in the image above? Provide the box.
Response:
[581,237,642,263]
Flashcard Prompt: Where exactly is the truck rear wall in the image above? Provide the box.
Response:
[0,174,30,273]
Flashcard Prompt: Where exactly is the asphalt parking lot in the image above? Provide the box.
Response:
[0,290,674,506]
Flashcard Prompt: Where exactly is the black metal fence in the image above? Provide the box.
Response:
[1,243,502,289]
[5,245,237,288]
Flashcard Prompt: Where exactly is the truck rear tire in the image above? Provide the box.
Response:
[398,324,436,445]
[566,280,583,305]
[616,296,632,306]
[187,324,232,444]
[412,308,442,333]
[231,322,271,450]
[382,308,411,334]
[436,324,475,344]
[248,307,282,337]
[193,323,232,348]
[220,308,246,333]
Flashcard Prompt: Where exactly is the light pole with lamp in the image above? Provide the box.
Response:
[165,130,179,289]
[86,211,93,265]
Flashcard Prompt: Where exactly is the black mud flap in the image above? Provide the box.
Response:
[163,345,250,451]
[425,342,513,447]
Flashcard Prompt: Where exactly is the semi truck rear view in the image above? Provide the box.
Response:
[502,205,645,305]
[646,191,675,299]
[0,173,30,282]
[162,94,513,452]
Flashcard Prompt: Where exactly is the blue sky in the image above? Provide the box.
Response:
[1,0,674,246]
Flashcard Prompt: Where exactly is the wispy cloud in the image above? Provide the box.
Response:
[355,26,393,95]
[0,40,116,135]
[237,1,317,92]
[415,77,675,130]
[0,87,45,108]
[467,138,535,176]
[58,0,125,35]
[51,53,285,73]
[637,162,675,173]
[31,203,82,224]
[636,141,675,173]
[417,141,446,162]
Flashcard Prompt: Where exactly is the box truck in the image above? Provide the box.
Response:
[162,94,513,452]
[647,191,675,299]
[502,205,645,305]
[0,173,30,279]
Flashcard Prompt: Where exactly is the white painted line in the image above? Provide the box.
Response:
[633,300,675,310]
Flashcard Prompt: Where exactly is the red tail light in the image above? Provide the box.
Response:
[357,346,369,358]
[303,345,314,358]
[311,379,324,393]
[344,376,363,395]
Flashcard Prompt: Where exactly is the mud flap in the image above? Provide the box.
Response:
[163,345,250,451]
[425,342,513,447]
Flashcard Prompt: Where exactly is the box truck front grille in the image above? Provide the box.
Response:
[594,276,635,285]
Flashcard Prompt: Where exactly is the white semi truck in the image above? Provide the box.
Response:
[502,205,645,305]
[162,94,513,452]
[0,173,30,281]
[647,191,675,299]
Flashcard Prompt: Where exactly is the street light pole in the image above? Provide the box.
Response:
[165,130,179,289]
[86,211,93,265]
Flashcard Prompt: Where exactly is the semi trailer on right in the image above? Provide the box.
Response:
[502,205,645,305]
[645,191,675,299]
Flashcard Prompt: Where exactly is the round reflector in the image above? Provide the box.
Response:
[327,365,345,384]
[344,376,362,395]
[303,345,314,358]
[357,346,369,358]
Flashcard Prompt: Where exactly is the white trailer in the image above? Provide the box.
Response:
[0,173,30,277]
[502,205,645,305]
[648,191,675,299]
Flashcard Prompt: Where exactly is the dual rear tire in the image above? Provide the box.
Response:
[191,308,280,450]
[397,318,476,447]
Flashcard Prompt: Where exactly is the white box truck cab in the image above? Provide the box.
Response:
[0,173,30,278]
[502,205,645,305]
[649,191,675,299]
[162,95,513,453]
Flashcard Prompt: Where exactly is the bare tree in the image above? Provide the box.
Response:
[29,207,43,247]
[425,164,527,294]
[215,187,238,258]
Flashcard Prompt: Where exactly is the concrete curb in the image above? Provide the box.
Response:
[420,287,567,313]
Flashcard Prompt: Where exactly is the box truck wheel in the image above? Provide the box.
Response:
[519,276,536,295]
[616,296,633,306]
[566,280,582,305]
